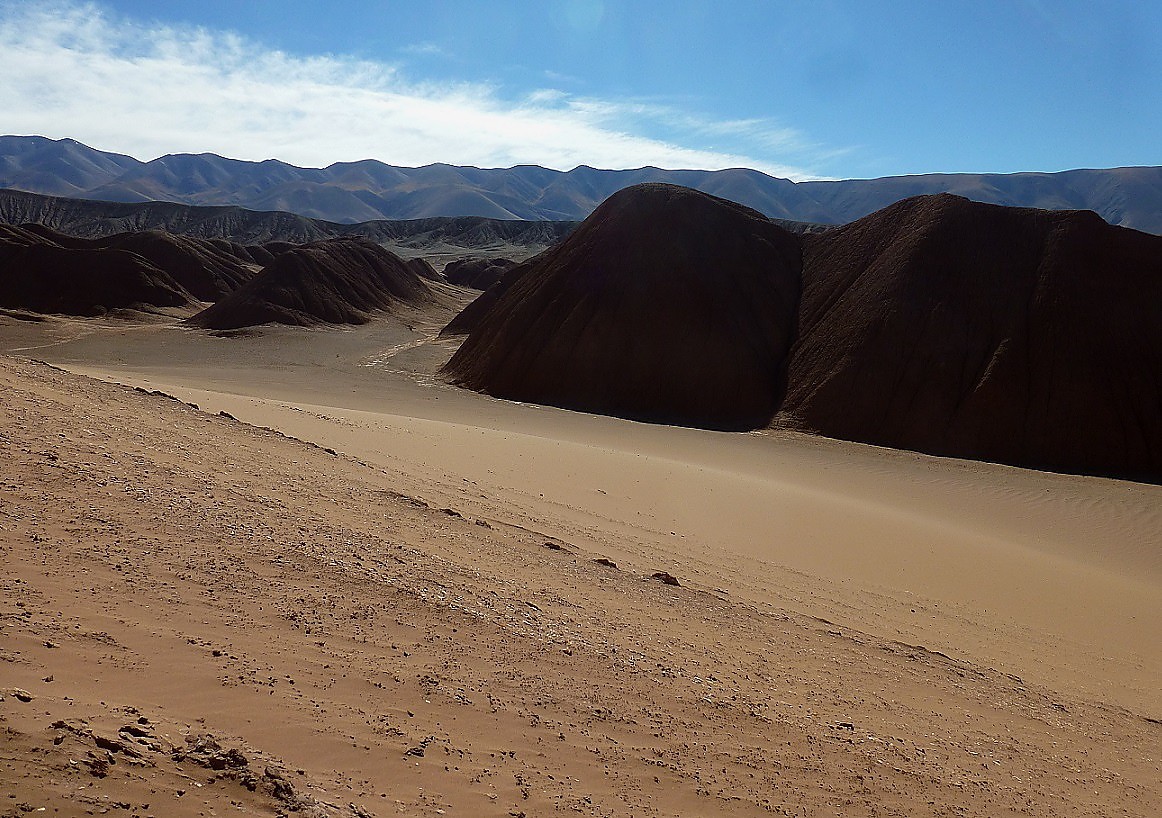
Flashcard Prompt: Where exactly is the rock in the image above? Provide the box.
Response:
[93,734,142,758]
[651,571,681,586]
[593,558,618,569]
[10,688,33,702]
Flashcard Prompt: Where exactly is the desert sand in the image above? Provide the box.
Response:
[2,307,1160,817]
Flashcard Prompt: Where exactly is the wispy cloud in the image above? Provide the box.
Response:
[399,41,448,58]
[0,1,834,178]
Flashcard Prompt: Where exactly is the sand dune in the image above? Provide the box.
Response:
[3,181,1161,816]
[2,311,1160,816]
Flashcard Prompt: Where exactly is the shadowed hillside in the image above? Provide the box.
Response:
[781,194,1162,477]
[444,186,1162,477]
[188,238,435,330]
[0,223,193,315]
[0,187,578,258]
[442,257,516,290]
[89,230,256,301]
[442,184,803,430]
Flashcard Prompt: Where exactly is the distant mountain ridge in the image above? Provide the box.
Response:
[0,187,578,253]
[3,135,1160,233]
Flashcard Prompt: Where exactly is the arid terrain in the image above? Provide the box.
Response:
[2,305,1159,817]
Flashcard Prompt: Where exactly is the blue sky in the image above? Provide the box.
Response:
[1,0,1158,178]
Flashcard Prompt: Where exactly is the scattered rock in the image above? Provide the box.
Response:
[404,736,434,758]
[83,754,110,778]
[93,734,142,758]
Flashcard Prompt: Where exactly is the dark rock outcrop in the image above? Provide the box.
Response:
[442,184,802,430]
[187,238,433,330]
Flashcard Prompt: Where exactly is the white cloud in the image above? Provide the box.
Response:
[0,1,831,178]
[399,41,448,58]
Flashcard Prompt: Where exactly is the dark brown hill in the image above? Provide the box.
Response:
[442,184,802,430]
[0,224,192,315]
[90,230,256,301]
[18,222,94,249]
[443,257,517,290]
[781,194,1162,477]
[405,257,443,282]
[187,238,433,330]
[438,261,527,338]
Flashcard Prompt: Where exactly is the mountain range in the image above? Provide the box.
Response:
[3,136,1160,233]
[0,188,577,254]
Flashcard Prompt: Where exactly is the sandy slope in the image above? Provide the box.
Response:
[2,312,1160,817]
